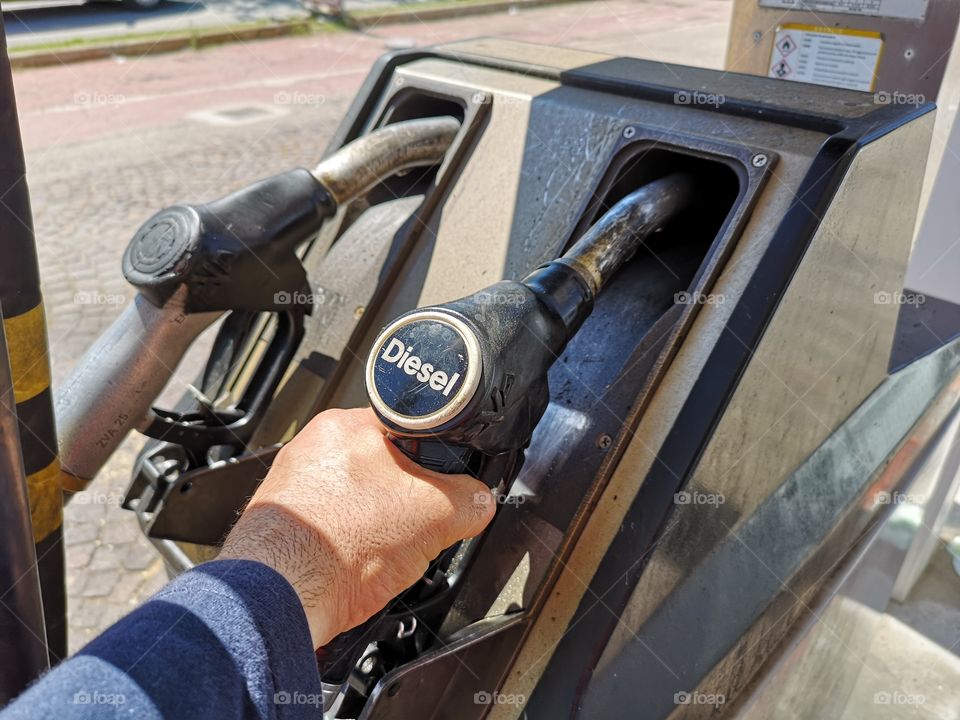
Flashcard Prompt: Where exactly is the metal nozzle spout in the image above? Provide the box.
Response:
[311,116,462,206]
[557,172,696,296]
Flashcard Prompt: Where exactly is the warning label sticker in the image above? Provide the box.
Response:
[767,24,882,92]
[759,0,927,22]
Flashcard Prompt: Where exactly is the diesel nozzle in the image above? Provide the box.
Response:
[365,172,696,470]
[316,172,695,692]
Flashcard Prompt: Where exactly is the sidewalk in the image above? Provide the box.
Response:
[14,0,732,152]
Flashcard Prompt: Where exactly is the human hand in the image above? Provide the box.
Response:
[219,407,495,648]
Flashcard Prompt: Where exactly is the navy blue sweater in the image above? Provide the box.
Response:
[2,560,323,719]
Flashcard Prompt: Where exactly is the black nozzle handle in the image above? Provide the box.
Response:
[122,117,463,316]
[392,436,477,475]
[364,173,699,459]
[123,168,335,315]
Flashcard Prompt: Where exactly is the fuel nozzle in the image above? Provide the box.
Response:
[366,172,695,473]
[317,172,696,690]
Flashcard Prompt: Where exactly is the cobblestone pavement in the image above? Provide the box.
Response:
[14,0,733,653]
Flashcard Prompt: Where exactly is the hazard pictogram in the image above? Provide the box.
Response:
[771,58,793,78]
[776,34,797,56]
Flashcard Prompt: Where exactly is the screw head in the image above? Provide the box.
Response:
[596,433,613,450]
[471,91,488,105]
[751,153,768,168]
[753,30,763,43]
[623,126,636,139]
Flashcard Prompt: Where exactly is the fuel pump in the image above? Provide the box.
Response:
[110,37,942,720]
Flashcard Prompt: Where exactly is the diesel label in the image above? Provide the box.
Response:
[380,338,462,397]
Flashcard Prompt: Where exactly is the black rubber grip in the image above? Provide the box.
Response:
[122,168,336,314]
[392,437,477,475]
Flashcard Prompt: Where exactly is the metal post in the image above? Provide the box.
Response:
[0,8,66,663]
[0,315,49,703]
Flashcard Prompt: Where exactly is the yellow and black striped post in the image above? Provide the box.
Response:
[2,305,65,663]
[0,310,50,702]
[0,13,66,664]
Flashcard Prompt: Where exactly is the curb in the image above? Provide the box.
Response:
[353,0,581,27]
[9,0,579,69]
[9,20,316,70]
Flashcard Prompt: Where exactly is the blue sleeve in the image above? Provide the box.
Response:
[1,559,323,719]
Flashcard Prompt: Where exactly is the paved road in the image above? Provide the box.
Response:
[11,0,731,653]
[1,0,470,50]
[3,0,310,49]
